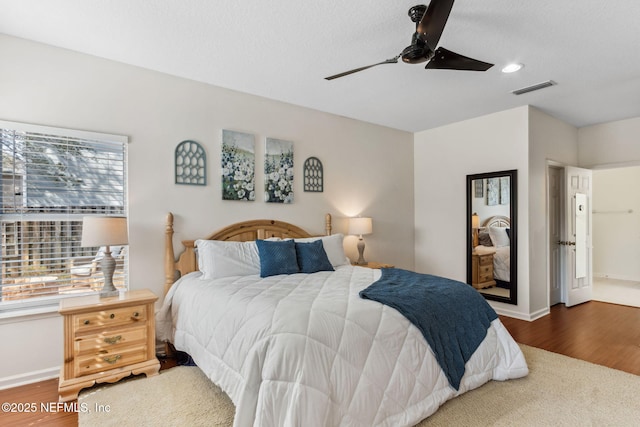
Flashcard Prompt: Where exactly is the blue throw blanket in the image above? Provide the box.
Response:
[359,268,498,390]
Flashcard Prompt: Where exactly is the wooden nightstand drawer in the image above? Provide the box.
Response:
[478,256,493,266]
[74,304,147,333]
[75,325,147,354]
[76,346,148,376]
[58,289,160,402]
[478,265,492,279]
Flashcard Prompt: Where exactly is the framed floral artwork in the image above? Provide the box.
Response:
[264,138,293,203]
[221,130,255,201]
[486,178,499,206]
[499,176,510,204]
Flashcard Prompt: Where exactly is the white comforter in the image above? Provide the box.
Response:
[493,246,511,282]
[156,265,528,427]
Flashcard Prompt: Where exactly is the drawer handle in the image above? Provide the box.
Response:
[102,355,122,364]
[103,335,122,345]
[83,320,90,325]
[109,313,115,319]
[131,312,140,321]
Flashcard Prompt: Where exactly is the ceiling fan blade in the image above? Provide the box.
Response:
[325,57,399,80]
[426,47,493,71]
[416,0,455,51]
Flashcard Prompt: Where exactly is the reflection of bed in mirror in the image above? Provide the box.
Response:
[474,216,511,292]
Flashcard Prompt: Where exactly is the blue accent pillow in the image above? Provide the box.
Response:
[256,239,300,277]
[295,240,335,273]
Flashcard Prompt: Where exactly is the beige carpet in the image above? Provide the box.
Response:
[79,345,640,426]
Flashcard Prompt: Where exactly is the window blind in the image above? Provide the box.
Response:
[0,121,128,312]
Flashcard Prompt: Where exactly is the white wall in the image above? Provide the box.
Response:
[592,166,640,281]
[0,35,414,386]
[578,116,640,168]
[414,106,530,318]
[528,108,579,315]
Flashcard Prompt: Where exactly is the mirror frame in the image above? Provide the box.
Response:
[466,169,518,305]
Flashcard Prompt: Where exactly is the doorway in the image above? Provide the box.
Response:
[550,164,640,308]
[591,165,640,308]
[548,166,562,306]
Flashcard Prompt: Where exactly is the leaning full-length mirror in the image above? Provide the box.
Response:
[466,170,517,305]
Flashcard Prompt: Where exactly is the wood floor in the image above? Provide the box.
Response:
[500,300,640,376]
[1,301,638,426]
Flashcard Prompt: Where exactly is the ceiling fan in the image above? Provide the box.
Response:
[325,0,493,80]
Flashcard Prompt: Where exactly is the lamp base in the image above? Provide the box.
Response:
[100,289,120,298]
[355,236,367,265]
[99,247,119,298]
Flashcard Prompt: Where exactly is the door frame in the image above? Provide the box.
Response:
[547,164,563,306]
[546,160,566,308]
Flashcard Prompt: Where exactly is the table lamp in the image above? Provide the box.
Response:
[472,212,480,247]
[348,217,373,265]
[81,216,128,297]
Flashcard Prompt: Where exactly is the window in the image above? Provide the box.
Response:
[0,120,128,312]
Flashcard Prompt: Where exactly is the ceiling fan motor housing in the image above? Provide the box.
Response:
[403,5,432,64]
[401,43,432,64]
[402,29,433,64]
[408,5,427,23]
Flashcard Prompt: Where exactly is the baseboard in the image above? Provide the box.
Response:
[594,272,640,282]
[528,307,550,321]
[494,306,550,321]
[493,307,530,321]
[0,367,59,391]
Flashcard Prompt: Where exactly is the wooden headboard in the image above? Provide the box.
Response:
[164,213,333,296]
[482,215,511,228]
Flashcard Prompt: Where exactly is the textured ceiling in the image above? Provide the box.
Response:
[1,0,640,132]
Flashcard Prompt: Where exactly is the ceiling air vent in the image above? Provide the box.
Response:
[511,80,556,95]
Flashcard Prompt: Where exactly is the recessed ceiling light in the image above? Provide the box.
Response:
[501,63,524,73]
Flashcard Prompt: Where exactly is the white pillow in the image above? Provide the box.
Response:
[294,234,350,267]
[488,227,510,248]
[195,239,260,279]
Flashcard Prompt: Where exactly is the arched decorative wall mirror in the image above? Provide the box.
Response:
[466,170,518,305]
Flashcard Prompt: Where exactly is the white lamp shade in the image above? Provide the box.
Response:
[81,216,129,247]
[348,217,373,236]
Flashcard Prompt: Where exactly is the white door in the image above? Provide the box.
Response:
[563,166,593,307]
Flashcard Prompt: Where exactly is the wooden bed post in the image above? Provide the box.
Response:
[325,213,332,236]
[164,213,176,297]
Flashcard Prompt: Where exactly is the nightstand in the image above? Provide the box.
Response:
[58,289,160,402]
[471,253,497,289]
[353,262,395,269]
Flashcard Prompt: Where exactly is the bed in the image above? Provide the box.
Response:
[474,215,511,285]
[157,213,527,427]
